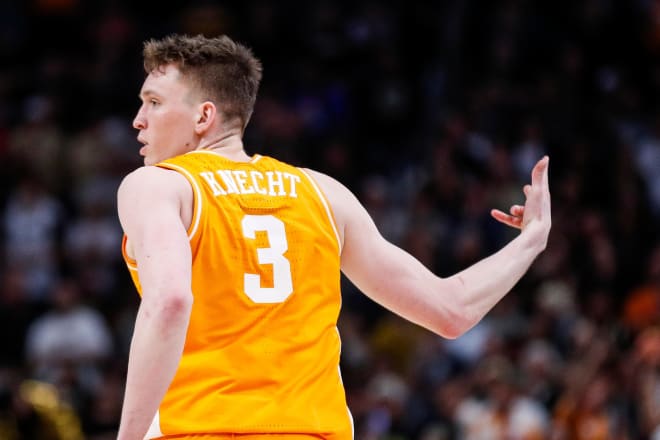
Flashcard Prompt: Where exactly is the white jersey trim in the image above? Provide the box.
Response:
[144,410,163,439]
[299,168,342,254]
[122,236,139,270]
[335,326,354,438]
[156,162,203,241]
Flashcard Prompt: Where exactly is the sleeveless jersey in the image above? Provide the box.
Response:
[121,151,353,439]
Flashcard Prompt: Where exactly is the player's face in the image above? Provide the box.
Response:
[133,64,199,165]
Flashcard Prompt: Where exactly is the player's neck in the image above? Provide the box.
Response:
[196,130,251,162]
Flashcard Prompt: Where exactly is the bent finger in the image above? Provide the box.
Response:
[509,205,524,216]
[491,209,523,229]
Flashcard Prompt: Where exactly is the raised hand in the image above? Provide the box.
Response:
[491,156,551,246]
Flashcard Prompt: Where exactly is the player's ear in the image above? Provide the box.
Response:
[194,101,216,134]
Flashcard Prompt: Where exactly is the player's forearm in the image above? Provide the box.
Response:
[118,293,192,440]
[445,227,545,334]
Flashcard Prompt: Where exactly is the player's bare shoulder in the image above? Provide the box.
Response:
[119,166,191,199]
[300,168,365,242]
[117,166,193,229]
[300,169,350,206]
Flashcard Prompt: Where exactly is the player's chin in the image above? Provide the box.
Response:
[143,155,157,166]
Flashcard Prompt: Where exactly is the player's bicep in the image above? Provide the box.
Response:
[339,201,397,292]
[316,175,430,302]
[303,169,417,297]
[305,169,460,336]
[339,197,425,301]
[117,168,192,298]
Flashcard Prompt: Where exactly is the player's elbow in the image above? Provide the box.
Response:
[165,290,193,316]
[146,288,193,321]
[163,291,193,315]
[431,281,481,339]
[433,307,475,340]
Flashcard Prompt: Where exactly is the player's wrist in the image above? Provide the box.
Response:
[519,220,550,255]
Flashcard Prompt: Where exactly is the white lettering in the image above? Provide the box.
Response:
[250,171,267,195]
[200,171,227,196]
[285,173,301,198]
[232,170,254,194]
[204,169,302,198]
[217,170,239,194]
[266,171,286,196]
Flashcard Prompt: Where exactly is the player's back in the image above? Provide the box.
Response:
[122,150,352,439]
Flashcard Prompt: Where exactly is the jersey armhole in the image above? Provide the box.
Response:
[121,234,138,270]
[298,168,342,254]
[155,162,203,242]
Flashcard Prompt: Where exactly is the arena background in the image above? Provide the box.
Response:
[0,1,659,438]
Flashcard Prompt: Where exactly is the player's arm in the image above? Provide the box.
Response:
[308,157,551,339]
[116,166,193,440]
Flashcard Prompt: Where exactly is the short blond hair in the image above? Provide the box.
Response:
[143,34,263,128]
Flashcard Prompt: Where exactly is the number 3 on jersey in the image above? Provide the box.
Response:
[241,215,293,303]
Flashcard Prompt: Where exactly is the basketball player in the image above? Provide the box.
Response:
[117,34,551,440]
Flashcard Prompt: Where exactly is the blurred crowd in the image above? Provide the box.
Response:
[0,0,659,439]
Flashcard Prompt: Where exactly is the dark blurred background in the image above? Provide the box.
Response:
[0,0,659,439]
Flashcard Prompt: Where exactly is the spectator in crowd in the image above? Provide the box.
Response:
[24,277,114,415]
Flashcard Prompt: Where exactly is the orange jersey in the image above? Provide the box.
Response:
[121,151,353,439]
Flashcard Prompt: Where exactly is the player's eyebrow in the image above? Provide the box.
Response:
[138,89,161,100]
